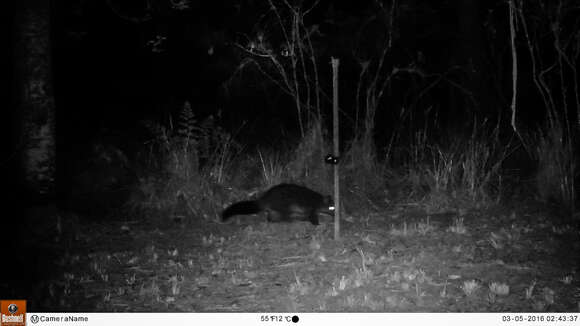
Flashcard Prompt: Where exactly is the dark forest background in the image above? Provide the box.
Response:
[8,0,577,208]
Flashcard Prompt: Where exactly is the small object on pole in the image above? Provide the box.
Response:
[324,154,340,165]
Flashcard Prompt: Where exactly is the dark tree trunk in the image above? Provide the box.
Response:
[13,0,56,199]
[3,0,59,300]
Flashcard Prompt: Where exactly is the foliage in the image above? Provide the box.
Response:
[531,124,577,214]
[127,101,238,222]
[386,122,512,212]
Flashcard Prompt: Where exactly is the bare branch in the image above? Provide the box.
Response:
[105,0,152,23]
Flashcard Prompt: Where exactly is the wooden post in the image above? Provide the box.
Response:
[331,57,340,240]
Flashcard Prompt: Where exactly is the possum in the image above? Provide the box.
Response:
[221,183,334,225]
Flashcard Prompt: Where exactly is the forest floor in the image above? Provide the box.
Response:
[22,202,580,312]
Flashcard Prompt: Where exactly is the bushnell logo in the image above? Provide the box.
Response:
[1,300,26,326]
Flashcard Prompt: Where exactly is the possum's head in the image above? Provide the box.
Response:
[322,195,335,213]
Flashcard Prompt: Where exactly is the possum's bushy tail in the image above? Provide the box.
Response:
[221,200,261,221]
